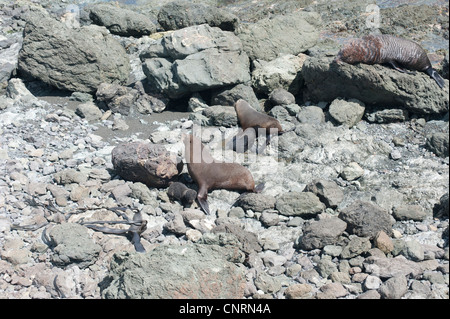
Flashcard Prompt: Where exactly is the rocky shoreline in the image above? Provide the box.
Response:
[0,0,449,300]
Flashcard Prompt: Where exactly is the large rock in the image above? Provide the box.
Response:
[89,4,157,37]
[338,200,393,239]
[141,24,250,99]
[252,54,307,95]
[49,223,101,269]
[18,12,130,93]
[111,142,183,188]
[302,57,449,115]
[0,35,21,91]
[276,192,325,217]
[158,0,239,31]
[237,11,321,61]
[298,217,347,250]
[102,244,246,299]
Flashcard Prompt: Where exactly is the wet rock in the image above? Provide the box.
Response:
[111,142,183,188]
[237,12,321,61]
[276,192,325,217]
[18,11,130,93]
[49,223,101,269]
[158,1,239,31]
[298,217,347,250]
[339,200,393,239]
[89,4,156,37]
[302,57,449,116]
[102,244,246,298]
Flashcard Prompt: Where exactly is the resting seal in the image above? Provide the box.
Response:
[183,133,263,214]
[335,34,445,89]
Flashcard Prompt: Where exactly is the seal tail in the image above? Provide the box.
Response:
[425,67,445,89]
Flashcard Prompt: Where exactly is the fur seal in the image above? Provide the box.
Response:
[234,99,283,133]
[183,133,264,214]
[334,34,445,89]
[167,182,197,206]
[233,99,288,153]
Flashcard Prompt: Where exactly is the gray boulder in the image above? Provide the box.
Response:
[251,54,307,95]
[89,4,156,37]
[141,24,250,99]
[158,0,239,31]
[0,36,21,91]
[302,57,449,115]
[425,132,449,158]
[328,98,365,128]
[111,142,183,188]
[18,12,130,93]
[304,179,344,209]
[338,200,393,239]
[102,244,246,299]
[237,11,321,61]
[211,84,261,111]
[276,192,325,217]
[234,193,276,212]
[202,105,238,127]
[298,217,347,250]
[49,223,101,269]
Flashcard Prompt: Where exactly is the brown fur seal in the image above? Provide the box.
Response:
[183,133,264,214]
[234,99,283,133]
[167,182,197,206]
[234,99,289,153]
[334,34,445,89]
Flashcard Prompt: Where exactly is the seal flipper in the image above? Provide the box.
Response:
[425,67,445,89]
[198,197,210,215]
[388,61,415,75]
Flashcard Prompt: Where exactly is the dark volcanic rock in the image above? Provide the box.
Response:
[111,142,183,188]
[338,200,393,239]
[302,57,449,115]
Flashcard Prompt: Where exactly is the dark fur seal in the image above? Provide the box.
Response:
[183,133,264,214]
[167,182,197,206]
[234,99,283,133]
[335,34,445,89]
[233,99,288,153]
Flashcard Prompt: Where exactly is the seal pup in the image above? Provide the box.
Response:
[183,133,264,214]
[334,34,445,89]
[167,182,197,206]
